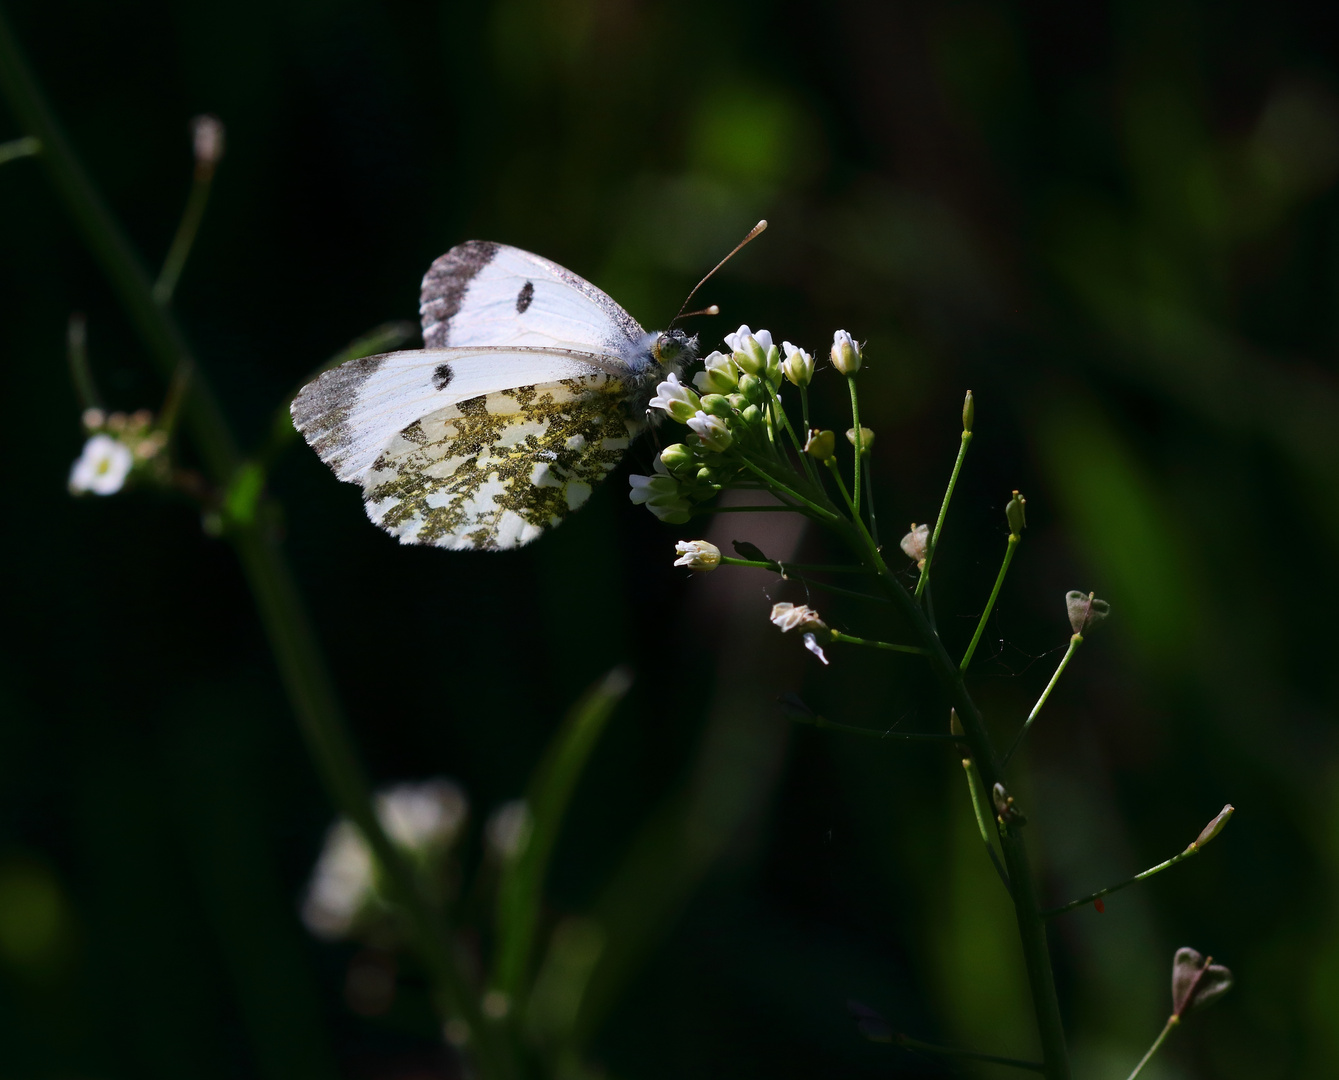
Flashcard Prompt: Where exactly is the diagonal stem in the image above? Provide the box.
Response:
[1003,635,1083,767]
[915,429,973,599]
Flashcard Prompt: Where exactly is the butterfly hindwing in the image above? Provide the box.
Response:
[361,372,638,550]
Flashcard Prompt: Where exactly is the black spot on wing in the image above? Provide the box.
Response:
[516,280,534,313]
[433,363,454,391]
[419,240,499,347]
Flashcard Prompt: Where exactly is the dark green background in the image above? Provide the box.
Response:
[2,1,1337,1077]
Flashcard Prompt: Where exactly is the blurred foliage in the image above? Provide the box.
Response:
[2,0,1338,1077]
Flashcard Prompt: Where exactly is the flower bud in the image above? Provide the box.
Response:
[673,540,721,571]
[727,393,749,412]
[1191,804,1234,850]
[658,443,695,476]
[647,372,701,423]
[846,426,875,455]
[781,341,814,388]
[900,523,929,566]
[830,329,861,375]
[687,410,733,453]
[739,404,763,427]
[737,372,768,404]
[1065,590,1110,636]
[764,345,783,388]
[1006,490,1026,537]
[693,351,739,395]
[699,394,734,418]
[805,429,836,460]
[963,390,975,433]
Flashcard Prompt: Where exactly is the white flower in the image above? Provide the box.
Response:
[770,602,827,633]
[301,820,374,940]
[693,350,740,395]
[900,523,929,565]
[687,410,733,453]
[190,114,226,170]
[647,372,700,423]
[69,434,133,495]
[629,466,692,523]
[485,799,533,861]
[673,540,721,571]
[724,325,775,376]
[781,342,814,388]
[830,329,861,375]
[375,779,468,853]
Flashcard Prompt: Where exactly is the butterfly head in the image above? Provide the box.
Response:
[652,329,698,371]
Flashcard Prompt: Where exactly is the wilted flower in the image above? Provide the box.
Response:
[693,350,741,395]
[846,426,874,455]
[1066,590,1110,636]
[69,434,133,495]
[1171,948,1233,1017]
[724,325,774,376]
[781,341,814,388]
[673,540,721,571]
[647,372,701,423]
[687,410,733,453]
[900,523,929,566]
[770,602,827,633]
[830,329,861,375]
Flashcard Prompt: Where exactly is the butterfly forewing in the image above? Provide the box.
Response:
[362,373,637,550]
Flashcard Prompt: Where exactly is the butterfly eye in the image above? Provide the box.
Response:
[654,329,698,367]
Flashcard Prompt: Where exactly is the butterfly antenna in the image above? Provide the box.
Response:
[671,219,767,325]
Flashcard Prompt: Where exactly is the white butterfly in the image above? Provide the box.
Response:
[291,242,698,550]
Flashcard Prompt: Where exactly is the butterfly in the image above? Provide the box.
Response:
[291,242,700,550]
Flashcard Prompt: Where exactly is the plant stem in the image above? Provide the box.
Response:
[862,452,879,547]
[823,456,858,519]
[0,16,511,1076]
[915,428,973,599]
[847,375,862,516]
[1042,842,1207,919]
[960,532,1019,671]
[1003,635,1083,767]
[153,164,214,304]
[1125,1015,1179,1080]
[738,456,841,522]
[896,1033,1045,1072]
[839,517,1071,1080]
[961,756,1011,893]
[65,312,101,411]
[0,131,38,163]
[830,631,927,655]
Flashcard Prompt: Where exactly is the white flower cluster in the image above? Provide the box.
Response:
[301,778,468,941]
[630,325,844,522]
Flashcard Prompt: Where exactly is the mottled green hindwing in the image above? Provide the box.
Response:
[362,373,639,550]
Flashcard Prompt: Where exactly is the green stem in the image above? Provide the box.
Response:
[823,456,858,520]
[862,452,879,547]
[961,756,1011,893]
[1042,842,1206,919]
[915,429,973,599]
[1002,635,1083,767]
[896,1033,1045,1072]
[960,532,1019,671]
[738,455,840,522]
[1125,1016,1179,1080]
[847,375,862,516]
[829,631,927,655]
[0,131,37,164]
[0,16,512,1077]
[152,165,214,304]
[838,517,1071,1080]
[66,312,101,411]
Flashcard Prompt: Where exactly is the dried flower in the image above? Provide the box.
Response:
[69,434,133,495]
[900,523,929,566]
[830,329,861,375]
[1171,948,1233,1017]
[770,602,827,633]
[1065,590,1110,636]
[673,540,721,571]
[802,632,829,664]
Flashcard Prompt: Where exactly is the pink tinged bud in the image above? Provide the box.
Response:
[830,329,861,375]
[1191,804,1234,850]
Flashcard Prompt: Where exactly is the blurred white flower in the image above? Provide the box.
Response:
[68,434,132,496]
[190,114,226,170]
[485,799,533,861]
[301,820,374,940]
[376,779,468,853]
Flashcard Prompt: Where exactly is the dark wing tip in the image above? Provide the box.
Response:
[420,241,501,348]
